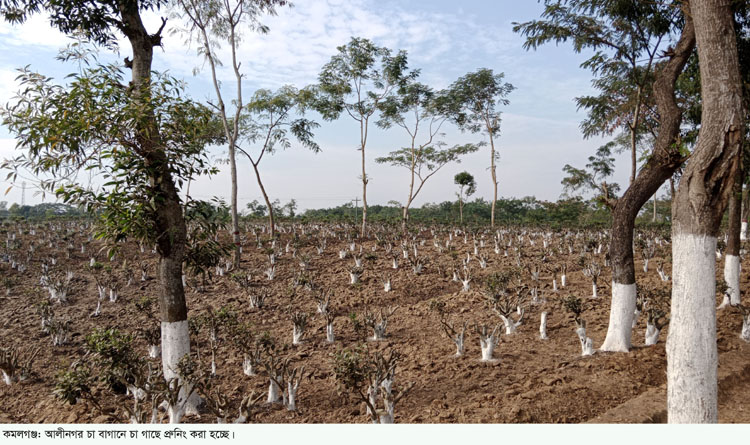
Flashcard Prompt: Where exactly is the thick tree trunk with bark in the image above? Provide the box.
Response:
[118,1,195,415]
[667,0,744,423]
[600,8,695,352]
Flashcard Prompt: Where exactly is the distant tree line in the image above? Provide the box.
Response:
[298,196,622,229]
[0,202,86,220]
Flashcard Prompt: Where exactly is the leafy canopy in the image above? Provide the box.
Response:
[316,36,416,122]
[437,68,515,137]
[2,62,222,247]
[454,171,476,197]
[561,141,619,208]
[239,85,320,161]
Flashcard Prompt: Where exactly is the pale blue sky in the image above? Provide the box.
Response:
[0,0,665,211]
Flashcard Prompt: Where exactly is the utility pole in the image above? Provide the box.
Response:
[21,181,26,207]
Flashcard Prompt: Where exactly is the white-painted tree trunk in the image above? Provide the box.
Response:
[326,322,335,343]
[479,334,499,362]
[632,308,641,328]
[645,323,661,346]
[161,320,199,419]
[267,379,281,404]
[148,344,160,359]
[453,333,465,356]
[243,356,256,377]
[600,282,636,352]
[740,314,750,342]
[667,233,717,423]
[561,274,567,287]
[741,221,747,241]
[576,326,594,356]
[539,312,548,340]
[292,326,304,345]
[287,380,300,411]
[499,314,520,335]
[591,283,598,299]
[723,255,741,306]
[2,370,12,386]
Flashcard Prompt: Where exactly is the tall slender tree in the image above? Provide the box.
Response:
[375,80,480,232]
[438,69,514,227]
[668,0,744,423]
[238,85,320,235]
[316,37,414,237]
[173,0,289,264]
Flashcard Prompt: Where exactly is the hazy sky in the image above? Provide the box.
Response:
[0,0,663,212]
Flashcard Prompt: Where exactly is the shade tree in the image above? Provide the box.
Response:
[316,37,416,237]
[437,68,514,227]
[560,142,619,210]
[237,86,320,236]
[0,0,221,418]
[667,0,744,423]
[375,79,480,232]
[454,171,476,225]
[516,0,697,353]
[172,0,290,267]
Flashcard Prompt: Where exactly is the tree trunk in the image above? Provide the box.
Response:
[459,194,464,224]
[252,162,275,237]
[117,1,196,415]
[741,183,750,240]
[668,0,744,423]
[724,167,742,305]
[489,132,498,227]
[230,145,241,268]
[600,7,695,353]
[403,146,417,234]
[360,121,368,237]
[629,85,643,185]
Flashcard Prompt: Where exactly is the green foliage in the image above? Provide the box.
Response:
[484,269,521,297]
[454,172,476,195]
[437,68,514,137]
[54,362,94,406]
[376,144,479,180]
[85,328,142,392]
[2,63,221,248]
[513,1,675,76]
[316,37,415,122]
[332,346,370,394]
[241,85,320,156]
[563,295,584,324]
[0,0,168,48]
[246,199,267,217]
[301,196,613,229]
[184,199,232,280]
[3,203,85,220]
[561,142,619,208]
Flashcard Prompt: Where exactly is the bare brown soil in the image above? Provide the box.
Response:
[0,222,748,424]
